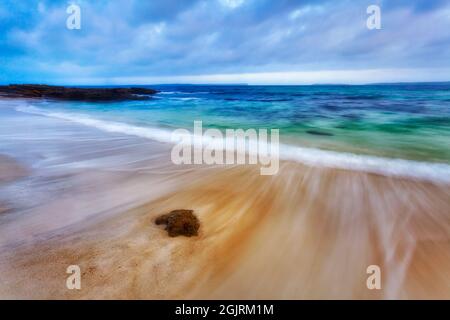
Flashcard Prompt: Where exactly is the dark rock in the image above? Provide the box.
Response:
[0,84,158,102]
[306,130,334,136]
[155,209,200,237]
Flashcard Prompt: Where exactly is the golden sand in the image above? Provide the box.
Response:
[0,152,448,299]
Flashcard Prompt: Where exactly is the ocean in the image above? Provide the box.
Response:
[13,83,450,183]
[1,84,450,299]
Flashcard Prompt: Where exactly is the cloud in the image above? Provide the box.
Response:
[219,0,246,9]
[0,0,449,84]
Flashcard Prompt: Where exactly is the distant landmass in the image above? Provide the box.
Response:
[369,81,450,86]
[0,84,158,101]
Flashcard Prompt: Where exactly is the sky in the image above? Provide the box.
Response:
[1,0,450,85]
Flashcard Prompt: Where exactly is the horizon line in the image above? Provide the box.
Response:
[3,68,450,87]
[2,80,450,87]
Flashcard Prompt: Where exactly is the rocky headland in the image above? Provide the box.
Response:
[0,84,158,101]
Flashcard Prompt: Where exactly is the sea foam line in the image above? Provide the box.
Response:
[15,105,450,184]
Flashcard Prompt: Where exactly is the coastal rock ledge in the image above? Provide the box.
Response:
[0,84,158,101]
[155,209,200,237]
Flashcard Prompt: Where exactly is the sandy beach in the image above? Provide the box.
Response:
[0,102,449,299]
[2,0,450,305]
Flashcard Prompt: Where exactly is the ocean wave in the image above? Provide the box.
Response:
[15,105,174,144]
[157,91,178,95]
[169,97,202,101]
[158,91,207,95]
[15,104,450,184]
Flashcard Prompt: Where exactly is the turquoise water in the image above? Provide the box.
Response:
[21,84,450,163]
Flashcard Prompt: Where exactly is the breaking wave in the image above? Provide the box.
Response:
[16,104,450,184]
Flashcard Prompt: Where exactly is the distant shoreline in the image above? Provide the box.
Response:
[1,82,450,88]
[0,84,158,102]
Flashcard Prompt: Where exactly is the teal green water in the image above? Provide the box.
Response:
[30,84,450,163]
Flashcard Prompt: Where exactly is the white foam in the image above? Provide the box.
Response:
[158,91,191,95]
[158,91,208,95]
[169,97,201,101]
[279,144,450,184]
[15,105,174,144]
[16,104,450,184]
[158,91,177,95]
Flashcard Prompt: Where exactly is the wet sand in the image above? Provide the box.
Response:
[0,152,449,299]
[0,102,449,299]
[0,154,29,183]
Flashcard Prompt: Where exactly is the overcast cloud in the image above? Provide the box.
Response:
[1,0,450,84]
